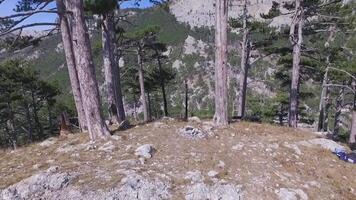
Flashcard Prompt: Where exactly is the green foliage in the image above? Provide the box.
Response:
[0,59,62,149]
[84,0,117,15]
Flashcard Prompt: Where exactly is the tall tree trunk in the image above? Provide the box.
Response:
[47,102,54,135]
[237,0,250,119]
[350,110,356,145]
[350,82,356,146]
[113,8,126,123]
[25,102,34,141]
[31,91,44,138]
[156,51,168,116]
[102,11,120,124]
[288,0,303,128]
[214,0,229,126]
[318,67,329,131]
[137,51,149,122]
[7,103,17,150]
[70,0,110,140]
[56,0,87,131]
[147,91,152,120]
[333,85,344,136]
[185,79,189,121]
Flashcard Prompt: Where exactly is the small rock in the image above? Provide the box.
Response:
[185,171,204,183]
[188,116,201,123]
[208,170,219,177]
[111,135,121,141]
[39,138,56,147]
[99,141,116,152]
[178,126,207,139]
[232,144,244,151]
[275,188,308,200]
[135,144,155,159]
[153,122,169,128]
[217,160,225,168]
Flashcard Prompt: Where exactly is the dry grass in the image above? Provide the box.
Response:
[0,121,355,200]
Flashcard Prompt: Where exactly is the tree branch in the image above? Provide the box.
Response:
[0,23,58,37]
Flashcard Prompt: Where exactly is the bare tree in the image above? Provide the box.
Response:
[214,0,229,126]
[288,0,304,128]
[70,0,110,140]
[56,0,87,131]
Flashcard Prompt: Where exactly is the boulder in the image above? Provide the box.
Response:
[298,138,346,153]
[275,188,308,200]
[185,182,242,200]
[178,126,207,139]
[135,144,155,159]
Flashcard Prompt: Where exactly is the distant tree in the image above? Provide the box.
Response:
[0,60,61,149]
[124,26,160,122]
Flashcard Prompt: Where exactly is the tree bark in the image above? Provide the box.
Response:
[237,0,250,119]
[102,11,120,124]
[318,67,329,131]
[350,82,356,145]
[350,110,356,144]
[70,0,110,140]
[333,84,344,136]
[288,0,303,128]
[156,51,169,116]
[185,79,188,121]
[56,0,87,131]
[137,50,149,122]
[214,0,229,126]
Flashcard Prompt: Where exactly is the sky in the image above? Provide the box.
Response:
[0,0,157,31]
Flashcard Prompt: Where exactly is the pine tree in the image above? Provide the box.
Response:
[214,0,229,126]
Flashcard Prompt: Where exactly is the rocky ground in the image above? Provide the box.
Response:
[0,119,355,200]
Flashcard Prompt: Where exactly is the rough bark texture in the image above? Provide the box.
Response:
[213,0,229,126]
[185,79,188,121]
[350,110,356,144]
[333,85,344,136]
[56,0,87,131]
[318,67,329,132]
[71,0,110,140]
[102,12,120,124]
[350,82,356,145]
[237,0,250,119]
[288,0,303,128]
[137,51,149,122]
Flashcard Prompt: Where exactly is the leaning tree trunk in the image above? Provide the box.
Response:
[70,0,110,140]
[318,67,330,131]
[56,0,87,131]
[214,0,229,126]
[237,0,250,119]
[102,11,120,124]
[137,50,149,122]
[156,52,168,117]
[288,0,303,128]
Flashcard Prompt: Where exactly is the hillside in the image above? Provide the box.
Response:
[0,0,327,127]
[0,121,355,199]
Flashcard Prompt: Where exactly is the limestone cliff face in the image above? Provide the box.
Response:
[170,0,292,28]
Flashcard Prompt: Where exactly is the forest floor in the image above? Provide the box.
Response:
[0,119,355,199]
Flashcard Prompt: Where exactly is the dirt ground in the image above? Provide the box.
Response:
[0,120,355,199]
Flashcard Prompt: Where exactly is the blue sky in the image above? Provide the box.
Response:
[0,0,156,31]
